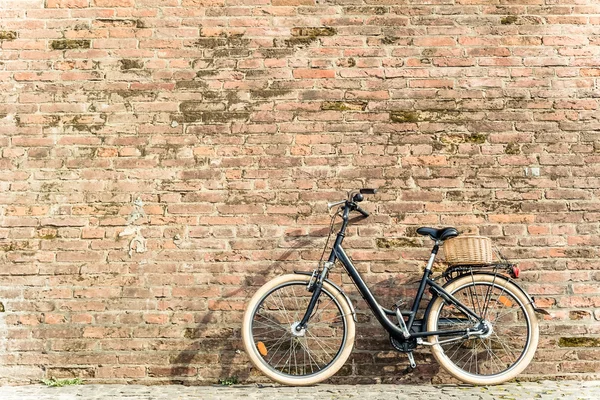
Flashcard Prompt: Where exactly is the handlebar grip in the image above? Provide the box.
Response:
[359,188,378,195]
[355,206,369,218]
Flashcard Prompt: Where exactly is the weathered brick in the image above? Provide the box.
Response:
[292,69,335,79]
[0,0,598,386]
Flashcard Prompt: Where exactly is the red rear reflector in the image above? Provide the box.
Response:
[512,265,520,278]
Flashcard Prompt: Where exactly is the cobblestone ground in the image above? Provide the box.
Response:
[1,381,599,400]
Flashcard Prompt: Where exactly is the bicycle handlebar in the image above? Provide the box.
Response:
[328,189,377,217]
[355,206,369,217]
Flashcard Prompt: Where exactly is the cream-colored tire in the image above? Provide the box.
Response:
[242,274,355,386]
[427,274,539,385]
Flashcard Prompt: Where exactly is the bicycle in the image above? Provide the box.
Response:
[242,189,545,385]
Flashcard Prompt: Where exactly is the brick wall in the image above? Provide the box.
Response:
[1,0,599,385]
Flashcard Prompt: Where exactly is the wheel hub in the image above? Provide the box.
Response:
[291,322,306,337]
[478,320,493,339]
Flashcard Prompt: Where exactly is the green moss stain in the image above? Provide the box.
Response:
[569,311,590,320]
[476,200,521,213]
[284,36,318,47]
[376,238,420,248]
[559,337,600,347]
[439,133,487,146]
[213,49,249,58]
[390,111,419,123]
[196,70,219,78]
[50,40,91,50]
[250,90,291,99]
[195,38,228,48]
[405,227,419,237]
[382,36,398,45]
[203,112,249,123]
[175,81,208,90]
[180,101,226,113]
[194,34,249,49]
[344,6,387,15]
[391,109,475,124]
[120,59,144,70]
[565,248,597,258]
[322,101,367,111]
[281,27,337,48]
[1,241,31,252]
[259,48,294,58]
[0,302,4,312]
[38,228,58,239]
[114,90,156,99]
[184,328,196,339]
[505,142,520,155]
[0,31,16,41]
[180,111,250,124]
[467,133,486,144]
[290,27,337,37]
[97,18,139,27]
[501,16,518,25]
[336,58,356,67]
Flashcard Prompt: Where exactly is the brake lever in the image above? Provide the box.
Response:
[327,200,346,210]
[355,206,370,218]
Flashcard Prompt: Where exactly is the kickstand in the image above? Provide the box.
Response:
[407,352,416,369]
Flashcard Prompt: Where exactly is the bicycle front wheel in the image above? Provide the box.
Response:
[426,274,539,385]
[242,274,355,386]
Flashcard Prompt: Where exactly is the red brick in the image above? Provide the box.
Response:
[96,366,145,378]
[413,37,456,47]
[93,0,133,6]
[46,0,90,8]
[0,0,599,385]
[292,69,335,79]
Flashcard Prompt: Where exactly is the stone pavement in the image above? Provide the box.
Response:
[1,381,600,400]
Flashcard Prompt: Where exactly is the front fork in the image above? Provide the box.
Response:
[296,262,333,330]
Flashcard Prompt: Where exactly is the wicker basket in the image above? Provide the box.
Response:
[443,236,494,265]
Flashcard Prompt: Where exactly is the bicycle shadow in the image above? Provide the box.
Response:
[169,216,441,385]
[168,224,333,385]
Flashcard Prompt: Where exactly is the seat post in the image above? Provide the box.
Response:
[425,240,441,271]
[407,239,442,329]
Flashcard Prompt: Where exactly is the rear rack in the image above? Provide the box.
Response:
[442,262,520,282]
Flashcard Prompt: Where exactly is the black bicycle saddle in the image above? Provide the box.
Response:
[416,227,459,241]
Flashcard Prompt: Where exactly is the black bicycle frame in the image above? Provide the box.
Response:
[298,201,484,343]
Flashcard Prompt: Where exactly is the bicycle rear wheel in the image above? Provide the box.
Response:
[242,274,355,386]
[426,274,539,385]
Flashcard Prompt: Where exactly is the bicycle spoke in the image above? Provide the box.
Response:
[307,330,338,356]
[474,339,479,375]
[483,283,507,321]
[309,311,351,325]
[297,337,322,372]
[480,338,507,374]
[433,279,532,379]
[253,318,287,332]
[250,282,346,378]
[291,286,301,322]
[274,339,294,369]
[266,332,291,363]
[276,290,293,325]
[491,331,518,364]
[309,296,335,321]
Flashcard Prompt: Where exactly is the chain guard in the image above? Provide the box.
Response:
[390,335,417,353]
